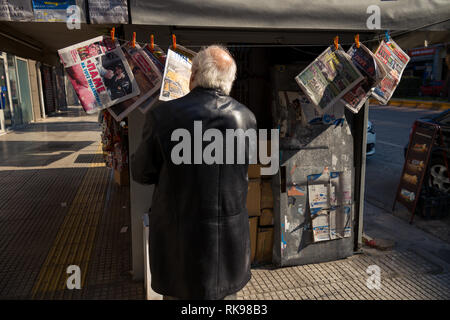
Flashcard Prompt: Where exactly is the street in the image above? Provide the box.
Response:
[363,105,450,268]
[365,105,442,212]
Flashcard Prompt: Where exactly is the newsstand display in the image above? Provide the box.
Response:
[243,37,412,267]
[59,30,412,270]
[100,109,130,186]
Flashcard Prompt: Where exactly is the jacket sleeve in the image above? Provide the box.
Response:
[130,111,161,185]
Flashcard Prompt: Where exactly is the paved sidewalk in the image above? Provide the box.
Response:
[0,107,144,299]
[1,106,449,300]
[237,201,450,300]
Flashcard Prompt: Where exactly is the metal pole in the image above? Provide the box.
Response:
[354,100,369,251]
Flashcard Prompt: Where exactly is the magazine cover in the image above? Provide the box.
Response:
[138,44,168,114]
[340,43,387,113]
[312,210,331,242]
[159,45,196,102]
[372,39,410,105]
[108,42,162,121]
[295,45,364,113]
[143,44,167,73]
[58,36,140,114]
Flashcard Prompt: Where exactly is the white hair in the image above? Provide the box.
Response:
[191,45,237,95]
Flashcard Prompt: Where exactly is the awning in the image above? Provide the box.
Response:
[130,0,450,31]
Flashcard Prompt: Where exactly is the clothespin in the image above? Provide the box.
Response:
[132,32,136,48]
[172,34,177,50]
[110,27,115,42]
[333,36,339,51]
[385,30,390,42]
[150,34,154,51]
[355,34,360,48]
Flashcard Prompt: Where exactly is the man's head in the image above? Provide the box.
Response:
[189,45,237,95]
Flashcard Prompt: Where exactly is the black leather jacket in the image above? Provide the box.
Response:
[131,87,257,299]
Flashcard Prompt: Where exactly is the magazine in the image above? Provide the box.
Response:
[58,36,140,114]
[107,42,162,121]
[372,39,410,105]
[143,44,167,73]
[312,210,331,242]
[87,0,129,24]
[138,44,168,114]
[159,45,196,101]
[295,45,364,113]
[340,43,387,113]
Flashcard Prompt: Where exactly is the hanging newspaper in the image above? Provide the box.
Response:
[0,0,34,21]
[33,0,81,22]
[138,44,167,114]
[340,43,387,113]
[143,44,166,73]
[159,45,196,101]
[88,0,128,24]
[108,42,162,121]
[295,45,363,114]
[372,39,410,105]
[58,36,139,114]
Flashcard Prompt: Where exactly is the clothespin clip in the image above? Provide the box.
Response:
[132,32,136,48]
[172,34,177,50]
[110,27,115,42]
[385,30,390,43]
[355,34,360,48]
[333,36,339,51]
[150,34,154,51]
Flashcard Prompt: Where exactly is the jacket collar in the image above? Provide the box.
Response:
[191,86,226,96]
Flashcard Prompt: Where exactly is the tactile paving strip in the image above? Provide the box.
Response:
[31,151,109,299]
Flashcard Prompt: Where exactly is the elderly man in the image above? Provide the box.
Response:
[131,45,257,300]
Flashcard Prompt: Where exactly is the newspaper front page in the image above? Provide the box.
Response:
[143,44,166,73]
[159,45,196,102]
[33,0,79,22]
[138,44,167,114]
[88,0,128,24]
[295,46,363,114]
[0,0,33,21]
[58,36,140,114]
[372,39,410,105]
[108,42,162,121]
[340,43,387,113]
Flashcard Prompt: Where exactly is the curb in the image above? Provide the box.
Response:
[369,98,450,111]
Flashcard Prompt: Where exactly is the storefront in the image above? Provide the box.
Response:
[0,51,35,133]
[405,44,448,83]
